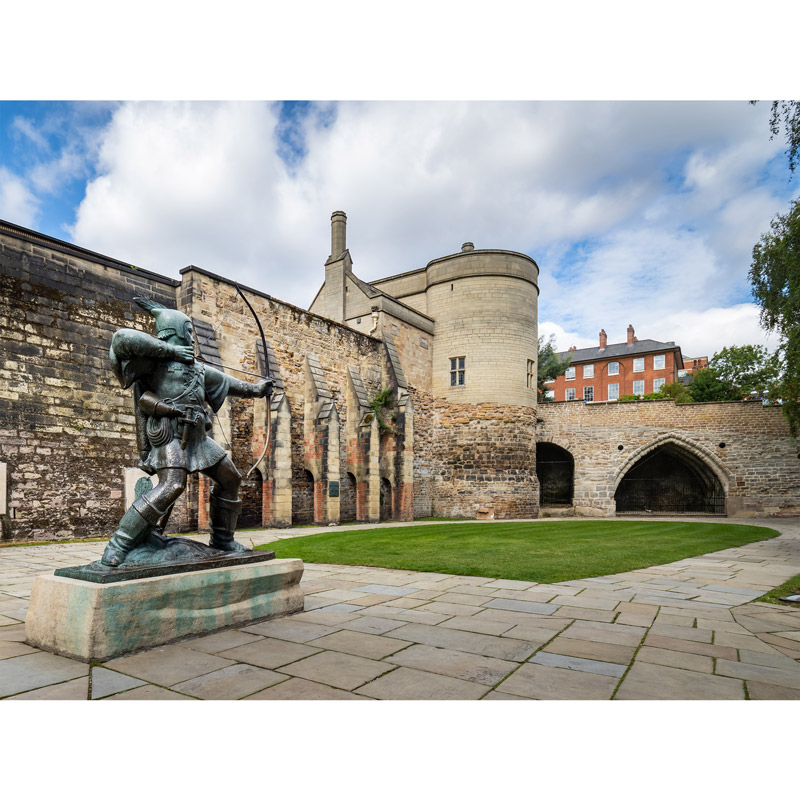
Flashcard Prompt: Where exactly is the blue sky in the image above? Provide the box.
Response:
[1,100,796,358]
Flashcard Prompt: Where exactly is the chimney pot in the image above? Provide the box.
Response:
[461,242,474,252]
[599,328,607,348]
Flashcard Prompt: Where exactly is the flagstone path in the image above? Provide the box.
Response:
[3,517,800,700]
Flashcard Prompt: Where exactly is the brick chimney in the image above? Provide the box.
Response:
[599,329,607,348]
[568,345,577,352]
[627,324,635,345]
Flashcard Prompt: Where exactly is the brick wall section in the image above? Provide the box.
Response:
[0,227,179,540]
[536,399,800,516]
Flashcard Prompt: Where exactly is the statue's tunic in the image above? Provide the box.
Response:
[110,329,234,474]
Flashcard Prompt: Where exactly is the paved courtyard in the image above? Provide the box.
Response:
[3,517,800,700]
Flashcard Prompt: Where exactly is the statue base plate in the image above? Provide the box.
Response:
[54,542,276,584]
[26,558,304,662]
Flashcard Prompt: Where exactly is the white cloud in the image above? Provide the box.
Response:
[0,167,39,227]
[59,100,794,359]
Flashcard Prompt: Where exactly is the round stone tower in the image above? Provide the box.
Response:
[425,244,539,406]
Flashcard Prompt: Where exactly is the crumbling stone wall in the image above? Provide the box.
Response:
[412,392,539,519]
[536,399,800,516]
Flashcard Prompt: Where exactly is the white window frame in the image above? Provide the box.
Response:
[653,354,666,370]
[450,356,466,386]
[653,377,666,392]
[583,386,594,401]
[545,390,555,400]
[608,383,619,400]
[633,357,645,372]
[608,361,619,376]
[565,366,576,381]
[565,388,575,401]
[633,380,645,396]
[583,364,594,378]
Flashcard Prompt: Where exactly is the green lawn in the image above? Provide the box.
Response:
[756,573,800,606]
[258,520,779,584]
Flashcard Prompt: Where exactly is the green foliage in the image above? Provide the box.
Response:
[749,101,800,436]
[687,367,740,402]
[684,346,781,403]
[369,386,397,432]
[259,521,778,584]
[617,394,639,403]
[537,335,571,400]
[657,381,692,403]
[750,198,800,435]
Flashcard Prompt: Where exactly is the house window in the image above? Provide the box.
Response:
[583,364,594,378]
[608,383,619,400]
[565,388,575,401]
[653,377,666,392]
[608,361,619,376]
[527,359,535,388]
[633,380,645,396]
[545,390,555,400]
[450,357,465,386]
[633,358,644,372]
[565,366,576,381]
[583,386,594,401]
[654,354,666,370]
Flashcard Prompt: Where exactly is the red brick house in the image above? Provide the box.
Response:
[545,325,683,402]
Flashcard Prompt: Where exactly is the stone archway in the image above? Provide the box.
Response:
[379,477,393,521]
[614,435,728,515]
[536,442,574,507]
[340,472,357,523]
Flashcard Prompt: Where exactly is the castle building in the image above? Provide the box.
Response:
[0,211,798,542]
[546,326,683,401]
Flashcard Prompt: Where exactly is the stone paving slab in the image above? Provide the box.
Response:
[544,636,636,665]
[0,641,38,659]
[385,622,536,662]
[171,663,288,699]
[386,644,518,685]
[483,598,558,615]
[6,676,89,700]
[715,659,800,690]
[643,634,738,660]
[530,651,627,678]
[355,666,488,700]
[499,662,619,700]
[245,677,369,700]
[309,630,411,659]
[438,616,515,636]
[338,616,408,635]
[746,681,800,700]
[105,685,197,700]
[217,638,321,670]
[561,621,647,647]
[181,630,264,653]
[279,650,396,691]
[616,662,746,700]
[91,667,147,699]
[634,646,714,673]
[240,618,340,643]
[104,646,236,687]
[0,651,89,698]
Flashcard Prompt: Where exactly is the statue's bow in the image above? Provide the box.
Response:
[235,282,272,479]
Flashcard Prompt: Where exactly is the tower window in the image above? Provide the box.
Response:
[450,356,466,386]
[527,359,535,388]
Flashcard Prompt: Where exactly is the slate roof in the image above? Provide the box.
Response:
[557,338,683,367]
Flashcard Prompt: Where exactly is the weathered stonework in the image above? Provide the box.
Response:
[537,399,800,517]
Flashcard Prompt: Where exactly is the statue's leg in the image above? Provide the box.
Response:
[101,469,187,566]
[204,457,247,552]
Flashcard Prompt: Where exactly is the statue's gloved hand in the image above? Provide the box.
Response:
[257,378,274,398]
[171,344,195,363]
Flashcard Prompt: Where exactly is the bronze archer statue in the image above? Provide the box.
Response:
[102,298,272,567]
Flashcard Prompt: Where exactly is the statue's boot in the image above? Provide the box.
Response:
[208,491,248,552]
[101,496,164,567]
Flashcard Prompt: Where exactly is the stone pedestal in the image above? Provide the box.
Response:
[25,558,304,662]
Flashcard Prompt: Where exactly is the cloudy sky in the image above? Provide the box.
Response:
[1,99,795,359]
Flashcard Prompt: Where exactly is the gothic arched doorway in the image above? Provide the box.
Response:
[615,442,726,515]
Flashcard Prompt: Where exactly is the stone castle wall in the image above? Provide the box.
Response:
[537,399,800,516]
[0,226,179,540]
